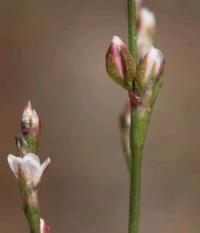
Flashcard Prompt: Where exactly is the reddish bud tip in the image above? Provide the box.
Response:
[21,101,40,137]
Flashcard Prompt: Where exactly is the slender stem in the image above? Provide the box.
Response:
[127,2,151,233]
[19,185,41,233]
[127,0,137,59]
[23,195,40,233]
[129,107,151,233]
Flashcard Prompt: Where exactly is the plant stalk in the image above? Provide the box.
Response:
[127,0,137,58]
[23,193,40,233]
[127,1,152,233]
[21,143,41,233]
[19,184,40,233]
[128,107,151,233]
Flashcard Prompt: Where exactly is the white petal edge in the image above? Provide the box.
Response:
[8,154,20,178]
[41,157,51,174]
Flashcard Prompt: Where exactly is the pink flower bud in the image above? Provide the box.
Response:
[8,153,51,188]
[40,219,50,233]
[136,46,165,96]
[144,46,164,81]
[22,101,40,137]
[137,8,156,60]
[106,36,136,89]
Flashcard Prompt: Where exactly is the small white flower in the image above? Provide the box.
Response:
[8,153,51,187]
[40,218,50,233]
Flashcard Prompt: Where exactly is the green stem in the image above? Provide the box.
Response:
[127,1,143,233]
[24,201,40,233]
[127,1,150,233]
[127,0,137,58]
[129,107,151,233]
[20,185,40,233]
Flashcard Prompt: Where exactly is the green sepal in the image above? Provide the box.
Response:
[25,135,39,154]
[135,54,148,96]
[120,47,136,87]
[135,55,161,100]
[149,74,164,108]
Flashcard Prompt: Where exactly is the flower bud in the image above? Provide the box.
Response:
[40,219,50,233]
[21,101,41,153]
[138,8,156,38]
[136,46,165,96]
[137,8,156,60]
[106,36,136,89]
[22,101,40,136]
[135,0,143,18]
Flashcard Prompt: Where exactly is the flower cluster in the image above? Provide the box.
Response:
[7,102,51,233]
[106,1,165,109]
[106,36,164,108]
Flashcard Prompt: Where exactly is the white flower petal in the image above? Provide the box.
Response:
[23,153,40,163]
[40,218,49,233]
[21,153,41,184]
[40,219,45,232]
[41,158,51,174]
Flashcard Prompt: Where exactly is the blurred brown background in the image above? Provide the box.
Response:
[0,0,200,232]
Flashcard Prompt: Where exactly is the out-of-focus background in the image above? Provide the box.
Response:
[0,0,200,232]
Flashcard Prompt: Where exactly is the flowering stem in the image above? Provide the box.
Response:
[127,1,152,233]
